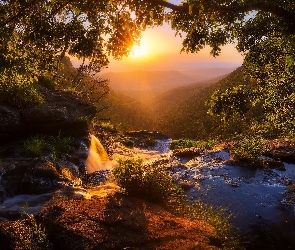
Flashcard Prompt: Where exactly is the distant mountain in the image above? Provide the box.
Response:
[100,90,155,132]
[101,68,236,104]
[102,70,194,91]
[100,67,254,137]
[153,66,255,139]
[180,68,236,82]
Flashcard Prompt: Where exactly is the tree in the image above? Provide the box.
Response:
[1,0,294,131]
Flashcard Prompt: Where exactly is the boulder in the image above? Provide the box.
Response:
[268,139,295,162]
[0,158,59,197]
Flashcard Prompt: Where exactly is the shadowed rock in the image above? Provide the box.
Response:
[0,88,97,139]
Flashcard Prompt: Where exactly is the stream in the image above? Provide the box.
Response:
[153,141,295,249]
[1,137,295,249]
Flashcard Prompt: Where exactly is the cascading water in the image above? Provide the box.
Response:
[85,135,118,173]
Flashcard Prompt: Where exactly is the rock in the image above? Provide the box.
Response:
[269,139,295,162]
[39,190,220,250]
[0,88,97,139]
[126,130,170,140]
[176,179,195,190]
[0,158,81,197]
[284,184,295,205]
[0,216,54,250]
[20,88,97,136]
[262,159,286,171]
[0,105,26,140]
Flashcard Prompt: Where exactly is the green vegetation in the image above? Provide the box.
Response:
[23,134,73,158]
[230,136,270,167]
[113,158,186,208]
[98,122,118,134]
[100,90,155,132]
[170,139,217,150]
[118,137,135,147]
[0,82,44,108]
[142,137,156,147]
[1,0,294,137]
[113,158,240,248]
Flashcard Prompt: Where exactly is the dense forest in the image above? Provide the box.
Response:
[101,66,278,141]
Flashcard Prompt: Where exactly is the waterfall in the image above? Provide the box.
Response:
[85,135,118,173]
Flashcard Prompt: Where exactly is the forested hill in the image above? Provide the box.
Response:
[101,68,235,104]
[104,66,253,139]
[153,66,253,139]
[104,67,246,135]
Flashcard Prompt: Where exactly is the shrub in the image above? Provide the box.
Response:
[231,136,270,167]
[24,135,47,157]
[118,136,135,147]
[23,134,73,158]
[99,122,118,133]
[37,75,56,90]
[0,81,44,108]
[113,158,241,248]
[143,137,156,147]
[170,139,217,150]
[113,158,186,209]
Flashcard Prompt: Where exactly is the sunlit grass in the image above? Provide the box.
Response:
[170,139,218,150]
[23,134,73,158]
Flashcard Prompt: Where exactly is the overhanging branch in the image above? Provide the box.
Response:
[145,0,294,21]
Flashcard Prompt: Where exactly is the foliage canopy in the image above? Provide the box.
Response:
[1,0,295,132]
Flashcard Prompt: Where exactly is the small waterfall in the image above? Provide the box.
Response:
[85,135,118,173]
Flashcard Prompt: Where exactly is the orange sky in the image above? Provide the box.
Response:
[71,8,244,73]
[100,24,244,72]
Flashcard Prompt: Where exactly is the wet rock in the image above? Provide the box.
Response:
[33,161,60,179]
[84,170,113,187]
[1,157,81,197]
[125,130,170,140]
[262,159,286,171]
[269,139,295,162]
[39,191,219,250]
[176,179,195,190]
[1,159,36,197]
[284,184,295,205]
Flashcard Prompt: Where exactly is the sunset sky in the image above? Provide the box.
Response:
[102,24,244,72]
[72,0,244,72]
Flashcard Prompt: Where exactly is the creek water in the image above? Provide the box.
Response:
[169,150,295,249]
[1,137,295,249]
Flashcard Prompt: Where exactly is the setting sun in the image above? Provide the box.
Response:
[130,42,149,58]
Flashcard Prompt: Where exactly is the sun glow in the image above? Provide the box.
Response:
[130,42,149,58]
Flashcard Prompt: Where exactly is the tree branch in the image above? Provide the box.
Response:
[144,0,183,11]
[218,2,295,21]
[145,0,294,21]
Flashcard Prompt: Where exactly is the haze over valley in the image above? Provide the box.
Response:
[101,67,236,104]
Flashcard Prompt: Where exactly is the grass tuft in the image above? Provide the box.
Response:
[23,133,73,158]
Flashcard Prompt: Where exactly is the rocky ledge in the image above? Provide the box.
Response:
[0,185,221,250]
